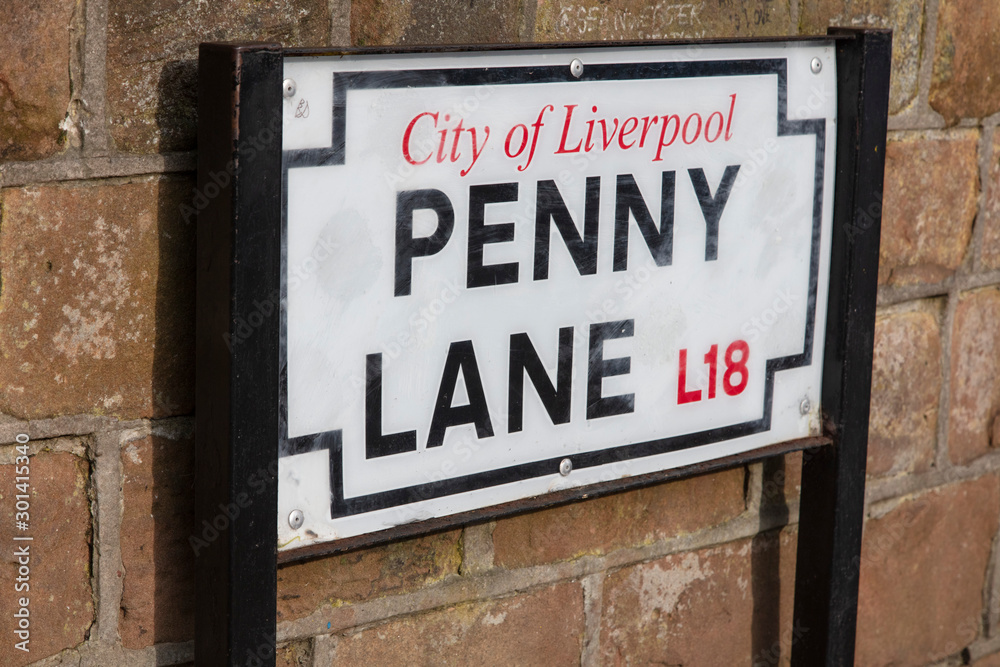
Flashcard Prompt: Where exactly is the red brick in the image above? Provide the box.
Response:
[277,530,462,622]
[855,475,999,664]
[352,0,524,46]
[535,0,791,41]
[120,431,195,648]
[0,445,93,666]
[0,0,75,160]
[493,468,746,568]
[867,304,941,477]
[329,582,584,665]
[948,289,1000,465]
[799,0,925,114]
[982,130,1000,271]
[0,178,194,420]
[600,529,799,666]
[107,0,330,153]
[930,0,1000,123]
[879,131,979,285]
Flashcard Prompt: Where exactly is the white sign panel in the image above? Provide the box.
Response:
[277,42,837,550]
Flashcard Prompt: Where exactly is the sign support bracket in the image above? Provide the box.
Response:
[195,42,283,666]
[791,28,891,666]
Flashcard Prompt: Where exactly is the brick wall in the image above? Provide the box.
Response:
[1,0,999,665]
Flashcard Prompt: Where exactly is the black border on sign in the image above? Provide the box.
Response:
[278,57,827,519]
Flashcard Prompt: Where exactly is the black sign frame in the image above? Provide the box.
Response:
[195,29,889,666]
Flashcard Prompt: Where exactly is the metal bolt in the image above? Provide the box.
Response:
[283,78,297,98]
[559,458,573,476]
[570,58,584,78]
[799,398,812,415]
[288,509,304,530]
[810,58,822,74]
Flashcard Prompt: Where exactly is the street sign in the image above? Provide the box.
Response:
[196,31,890,666]
[275,43,838,550]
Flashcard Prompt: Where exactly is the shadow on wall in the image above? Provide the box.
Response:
[752,456,791,666]
[117,61,200,651]
[156,60,201,153]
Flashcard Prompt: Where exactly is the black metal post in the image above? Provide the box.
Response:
[791,28,891,666]
[196,43,283,666]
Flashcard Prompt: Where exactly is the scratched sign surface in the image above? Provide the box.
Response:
[277,43,837,550]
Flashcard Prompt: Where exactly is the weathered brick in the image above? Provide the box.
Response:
[948,289,1000,465]
[600,529,799,665]
[0,0,75,160]
[277,530,462,622]
[982,130,1000,271]
[974,653,1000,667]
[329,582,584,665]
[930,0,1000,123]
[799,0,924,114]
[855,475,999,664]
[535,0,792,41]
[0,444,93,666]
[878,130,979,285]
[107,0,331,153]
[0,178,194,420]
[276,640,312,667]
[493,468,745,568]
[352,0,523,46]
[867,304,941,477]
[120,431,195,648]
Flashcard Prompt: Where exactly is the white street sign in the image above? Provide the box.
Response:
[277,42,837,550]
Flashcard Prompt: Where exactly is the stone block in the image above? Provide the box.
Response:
[867,303,941,477]
[277,530,462,622]
[600,529,799,665]
[856,476,999,664]
[878,130,979,285]
[120,431,196,648]
[0,444,93,665]
[0,0,75,160]
[948,288,1000,465]
[493,467,746,568]
[0,178,195,420]
[352,0,524,45]
[981,130,1000,271]
[328,582,584,665]
[930,0,1000,123]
